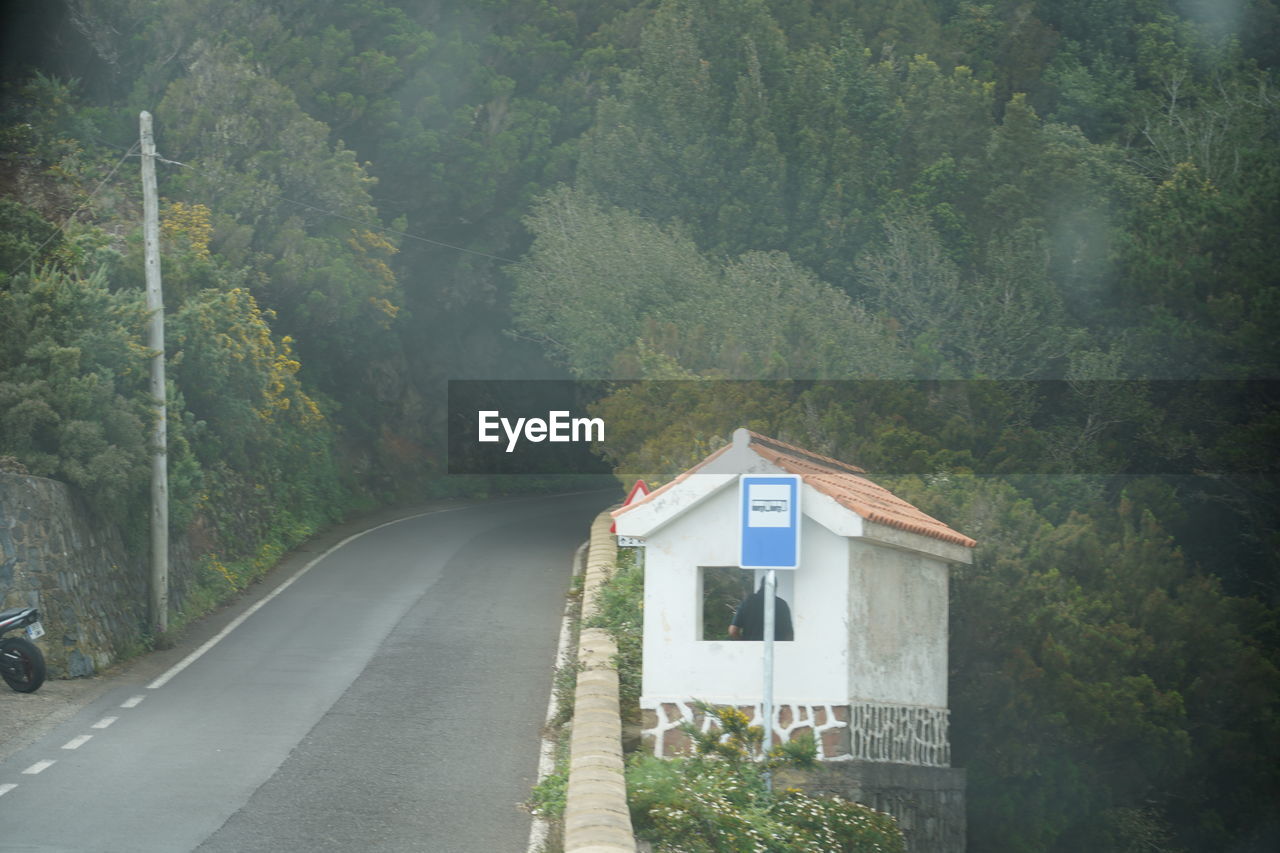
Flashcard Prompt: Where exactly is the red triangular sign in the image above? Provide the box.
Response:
[611,479,650,533]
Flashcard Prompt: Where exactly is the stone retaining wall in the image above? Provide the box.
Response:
[780,761,967,853]
[0,473,144,677]
[643,700,952,766]
[0,473,196,678]
[563,512,636,852]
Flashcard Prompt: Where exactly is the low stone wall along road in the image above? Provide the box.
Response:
[0,490,614,852]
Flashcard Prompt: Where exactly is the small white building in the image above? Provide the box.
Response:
[612,428,975,766]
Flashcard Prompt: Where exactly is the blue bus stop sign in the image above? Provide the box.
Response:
[739,475,801,569]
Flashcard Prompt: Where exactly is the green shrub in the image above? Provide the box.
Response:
[583,547,644,721]
[529,731,571,820]
[0,265,151,524]
[628,705,905,853]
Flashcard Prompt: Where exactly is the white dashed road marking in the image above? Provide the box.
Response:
[23,761,54,775]
[121,695,145,708]
[62,735,93,750]
[92,717,118,729]
[0,783,16,797]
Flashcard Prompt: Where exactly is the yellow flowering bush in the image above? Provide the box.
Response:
[161,202,213,261]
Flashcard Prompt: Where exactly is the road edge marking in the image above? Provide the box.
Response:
[526,538,589,853]
[146,505,472,690]
[144,491,609,691]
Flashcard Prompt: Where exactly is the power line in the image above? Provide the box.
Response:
[6,143,523,278]
[4,142,140,278]
[155,155,521,265]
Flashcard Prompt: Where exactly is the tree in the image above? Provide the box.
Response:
[693,250,906,379]
[154,43,402,397]
[510,185,717,377]
[776,30,899,287]
[576,1,726,239]
[859,208,1072,378]
[512,186,906,379]
[895,472,1280,853]
[0,266,150,521]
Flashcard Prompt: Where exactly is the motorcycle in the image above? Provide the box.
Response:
[0,606,46,693]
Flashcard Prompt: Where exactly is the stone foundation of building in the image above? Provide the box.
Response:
[641,699,951,767]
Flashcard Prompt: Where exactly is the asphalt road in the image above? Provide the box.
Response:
[0,490,612,852]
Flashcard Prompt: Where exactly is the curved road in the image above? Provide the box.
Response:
[0,490,612,852]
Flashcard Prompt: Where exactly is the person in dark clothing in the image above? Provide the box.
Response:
[728,581,794,641]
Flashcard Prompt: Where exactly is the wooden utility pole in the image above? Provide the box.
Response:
[140,111,168,636]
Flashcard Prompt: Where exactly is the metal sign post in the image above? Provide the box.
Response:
[618,535,646,571]
[739,474,801,790]
[762,568,776,762]
[615,480,650,572]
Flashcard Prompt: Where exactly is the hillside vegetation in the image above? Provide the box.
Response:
[1,2,1277,850]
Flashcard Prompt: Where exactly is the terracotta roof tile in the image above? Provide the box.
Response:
[748,435,976,548]
[745,432,868,476]
[613,430,975,548]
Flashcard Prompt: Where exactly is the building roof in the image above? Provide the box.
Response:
[612,429,976,548]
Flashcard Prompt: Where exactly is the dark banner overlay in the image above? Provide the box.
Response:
[447,380,615,475]
[447,379,1280,476]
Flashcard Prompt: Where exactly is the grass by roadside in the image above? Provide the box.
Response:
[527,570,585,852]
[583,546,643,726]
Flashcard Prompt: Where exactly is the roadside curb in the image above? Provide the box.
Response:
[563,512,635,852]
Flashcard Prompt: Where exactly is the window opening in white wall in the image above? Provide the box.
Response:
[699,566,747,640]
[699,566,795,641]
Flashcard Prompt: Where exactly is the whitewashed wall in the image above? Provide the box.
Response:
[846,539,950,708]
[639,478,852,708]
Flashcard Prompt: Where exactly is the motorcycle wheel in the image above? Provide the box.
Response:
[0,637,46,693]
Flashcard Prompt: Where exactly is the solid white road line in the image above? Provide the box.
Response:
[145,505,471,691]
[145,491,607,692]
[525,538,590,853]
[92,717,118,729]
[22,760,54,775]
[62,735,93,750]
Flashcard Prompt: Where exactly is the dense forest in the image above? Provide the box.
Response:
[1,1,1277,850]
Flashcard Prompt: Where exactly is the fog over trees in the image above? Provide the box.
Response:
[2,2,1277,850]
